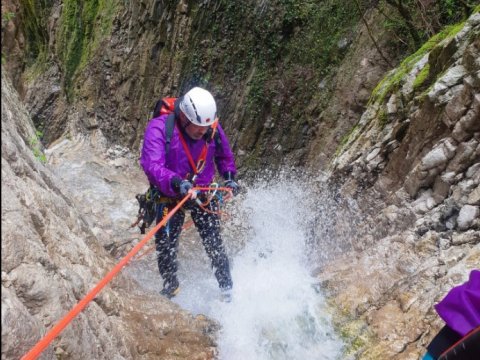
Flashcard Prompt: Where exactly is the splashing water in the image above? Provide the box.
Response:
[47,138,345,358]
[171,176,345,360]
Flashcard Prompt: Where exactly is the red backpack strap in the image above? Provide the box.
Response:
[176,122,217,181]
[177,128,200,175]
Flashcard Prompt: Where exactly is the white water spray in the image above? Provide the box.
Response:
[171,177,345,359]
[46,138,346,358]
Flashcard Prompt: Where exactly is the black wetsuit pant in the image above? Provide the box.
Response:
[154,199,233,291]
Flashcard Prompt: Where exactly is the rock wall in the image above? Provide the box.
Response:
[2,1,479,359]
[1,70,216,359]
[4,0,395,172]
[316,11,479,359]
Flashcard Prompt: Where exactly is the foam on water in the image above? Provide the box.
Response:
[172,177,344,359]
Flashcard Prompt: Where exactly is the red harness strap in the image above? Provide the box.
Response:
[177,121,218,180]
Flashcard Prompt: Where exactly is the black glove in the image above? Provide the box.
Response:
[223,172,240,196]
[171,177,193,196]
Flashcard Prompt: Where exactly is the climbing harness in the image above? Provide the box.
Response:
[131,181,230,234]
[130,185,233,262]
[131,187,175,234]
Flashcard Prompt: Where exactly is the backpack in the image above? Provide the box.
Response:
[152,97,176,119]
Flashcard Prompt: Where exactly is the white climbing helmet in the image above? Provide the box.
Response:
[179,87,217,127]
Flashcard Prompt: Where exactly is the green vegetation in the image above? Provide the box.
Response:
[13,0,478,167]
[19,1,50,71]
[1,11,15,26]
[335,124,360,157]
[324,299,372,359]
[339,322,368,356]
[29,130,47,163]
[19,0,116,99]
[182,0,366,145]
[283,0,362,74]
[370,19,466,105]
[378,107,389,129]
[378,0,476,53]
[57,0,117,99]
[412,63,430,90]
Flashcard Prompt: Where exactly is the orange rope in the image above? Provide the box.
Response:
[21,186,234,360]
[21,192,194,360]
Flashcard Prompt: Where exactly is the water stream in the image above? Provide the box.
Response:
[129,177,345,359]
[47,139,345,359]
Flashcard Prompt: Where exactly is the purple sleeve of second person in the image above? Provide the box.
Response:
[435,269,480,336]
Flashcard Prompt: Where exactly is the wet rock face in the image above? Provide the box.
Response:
[321,12,480,359]
[0,0,26,95]
[5,1,400,174]
[2,72,217,359]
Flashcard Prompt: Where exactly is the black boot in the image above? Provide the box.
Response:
[160,277,180,299]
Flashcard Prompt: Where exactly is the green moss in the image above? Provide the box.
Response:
[284,0,363,73]
[413,63,430,91]
[1,10,15,25]
[370,19,467,105]
[246,65,270,116]
[19,0,117,97]
[19,0,50,69]
[182,0,366,137]
[378,107,389,129]
[323,298,372,358]
[339,321,368,356]
[1,10,16,63]
[57,0,117,100]
[23,54,49,83]
[28,132,47,164]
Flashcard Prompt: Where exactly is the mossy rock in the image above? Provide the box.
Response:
[412,63,431,91]
[370,20,467,107]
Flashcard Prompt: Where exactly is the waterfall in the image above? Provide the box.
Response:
[131,175,345,359]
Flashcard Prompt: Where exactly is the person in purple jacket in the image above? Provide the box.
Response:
[140,87,239,300]
[423,269,480,359]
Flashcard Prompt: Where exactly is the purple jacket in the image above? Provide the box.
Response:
[140,114,237,197]
[435,269,480,336]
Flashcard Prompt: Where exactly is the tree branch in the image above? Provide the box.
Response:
[354,0,393,68]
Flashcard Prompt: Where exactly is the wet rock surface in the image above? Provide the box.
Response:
[2,3,480,360]
[322,12,480,359]
[2,72,217,360]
